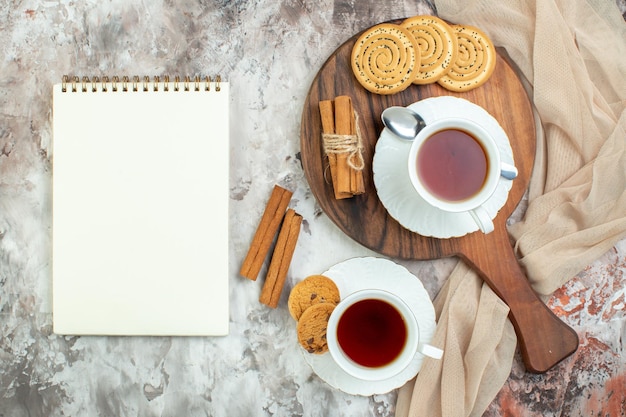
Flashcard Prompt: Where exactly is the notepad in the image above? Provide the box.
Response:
[52,76,229,336]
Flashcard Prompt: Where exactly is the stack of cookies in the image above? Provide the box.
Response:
[351,15,496,94]
[288,275,341,354]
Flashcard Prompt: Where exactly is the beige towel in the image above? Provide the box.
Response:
[397,0,626,416]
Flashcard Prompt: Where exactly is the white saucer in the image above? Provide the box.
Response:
[372,96,515,238]
[301,257,436,396]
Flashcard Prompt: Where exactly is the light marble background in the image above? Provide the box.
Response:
[1,1,624,416]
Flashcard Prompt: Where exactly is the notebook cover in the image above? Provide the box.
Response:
[51,79,229,336]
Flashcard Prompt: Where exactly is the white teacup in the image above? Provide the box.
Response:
[326,289,443,381]
[407,118,517,234]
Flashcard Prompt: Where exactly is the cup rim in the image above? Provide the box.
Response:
[407,117,501,212]
[326,289,419,381]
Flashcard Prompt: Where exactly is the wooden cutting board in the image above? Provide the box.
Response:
[299,23,578,373]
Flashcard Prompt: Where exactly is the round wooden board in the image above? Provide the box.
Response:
[300,30,535,260]
[300,22,579,373]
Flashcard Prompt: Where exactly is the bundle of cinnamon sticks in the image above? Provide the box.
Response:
[240,185,302,308]
[319,96,365,199]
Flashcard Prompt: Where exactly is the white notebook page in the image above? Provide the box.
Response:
[52,79,229,336]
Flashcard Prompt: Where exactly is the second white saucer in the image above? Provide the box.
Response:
[301,257,436,396]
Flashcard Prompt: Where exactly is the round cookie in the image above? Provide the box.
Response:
[437,24,496,92]
[351,23,420,95]
[288,274,340,321]
[401,15,458,84]
[296,302,336,354]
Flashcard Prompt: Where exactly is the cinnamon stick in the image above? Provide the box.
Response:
[319,100,352,199]
[334,96,364,196]
[333,96,354,197]
[240,185,293,280]
[259,208,302,308]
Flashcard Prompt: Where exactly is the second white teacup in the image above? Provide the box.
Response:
[326,289,443,381]
[407,118,516,234]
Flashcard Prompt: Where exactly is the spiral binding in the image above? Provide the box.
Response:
[61,75,222,93]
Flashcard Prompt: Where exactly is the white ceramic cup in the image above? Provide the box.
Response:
[407,118,516,234]
[326,289,443,381]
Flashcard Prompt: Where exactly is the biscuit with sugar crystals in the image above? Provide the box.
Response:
[296,302,336,354]
[401,15,458,84]
[351,23,420,95]
[437,24,496,92]
[288,274,340,321]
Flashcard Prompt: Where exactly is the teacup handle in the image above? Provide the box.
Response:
[469,206,495,234]
[501,162,518,180]
[418,343,444,359]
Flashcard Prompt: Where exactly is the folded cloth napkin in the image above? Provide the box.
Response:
[396,0,626,416]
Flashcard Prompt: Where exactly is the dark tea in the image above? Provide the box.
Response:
[417,129,488,201]
[336,299,407,368]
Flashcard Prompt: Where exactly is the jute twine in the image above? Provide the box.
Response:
[321,111,365,171]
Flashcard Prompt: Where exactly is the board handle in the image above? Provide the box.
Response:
[463,227,579,373]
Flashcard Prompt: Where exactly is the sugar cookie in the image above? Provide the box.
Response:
[288,274,340,321]
[351,23,420,95]
[296,302,336,354]
[437,24,496,92]
[401,15,457,84]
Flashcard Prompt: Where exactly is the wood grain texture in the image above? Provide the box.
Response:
[300,22,578,373]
